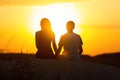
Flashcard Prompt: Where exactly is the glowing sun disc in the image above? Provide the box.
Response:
[28,3,82,42]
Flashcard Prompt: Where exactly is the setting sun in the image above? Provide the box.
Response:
[28,3,83,42]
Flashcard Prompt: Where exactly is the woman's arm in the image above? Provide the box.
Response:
[52,33,57,55]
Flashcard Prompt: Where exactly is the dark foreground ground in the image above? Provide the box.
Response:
[0,52,120,68]
[0,52,120,80]
[81,52,120,68]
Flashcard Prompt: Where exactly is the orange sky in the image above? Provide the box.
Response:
[0,0,120,56]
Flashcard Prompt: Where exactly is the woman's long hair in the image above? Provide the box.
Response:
[40,18,52,31]
[40,18,54,39]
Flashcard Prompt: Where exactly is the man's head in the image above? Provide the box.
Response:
[66,21,75,33]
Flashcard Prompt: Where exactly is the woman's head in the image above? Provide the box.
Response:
[40,18,52,31]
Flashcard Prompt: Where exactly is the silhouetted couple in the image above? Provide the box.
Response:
[35,18,83,60]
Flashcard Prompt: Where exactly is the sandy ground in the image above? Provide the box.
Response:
[0,57,120,80]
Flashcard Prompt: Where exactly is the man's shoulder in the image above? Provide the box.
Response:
[73,33,80,36]
[70,33,81,39]
[61,33,80,38]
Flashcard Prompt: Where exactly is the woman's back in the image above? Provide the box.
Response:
[36,31,52,49]
[35,18,56,59]
[35,31,55,58]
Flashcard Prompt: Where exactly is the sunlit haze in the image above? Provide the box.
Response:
[0,0,120,56]
[28,3,82,42]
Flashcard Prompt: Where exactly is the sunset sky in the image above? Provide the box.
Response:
[0,0,120,56]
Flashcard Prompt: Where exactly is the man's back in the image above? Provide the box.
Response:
[59,33,83,60]
[57,21,83,60]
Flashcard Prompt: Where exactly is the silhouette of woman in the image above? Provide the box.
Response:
[35,18,57,59]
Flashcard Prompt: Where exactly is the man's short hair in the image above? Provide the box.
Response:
[66,21,75,30]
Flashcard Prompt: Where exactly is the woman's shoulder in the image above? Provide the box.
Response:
[36,31,43,36]
[36,31,40,33]
[36,31,43,34]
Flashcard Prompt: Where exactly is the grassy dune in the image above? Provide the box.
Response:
[0,53,120,80]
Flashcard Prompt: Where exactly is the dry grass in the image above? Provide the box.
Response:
[0,53,120,80]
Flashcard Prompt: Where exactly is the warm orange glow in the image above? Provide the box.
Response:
[1,0,120,56]
[28,3,83,42]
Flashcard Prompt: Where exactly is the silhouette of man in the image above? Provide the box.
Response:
[35,18,57,59]
[57,21,83,60]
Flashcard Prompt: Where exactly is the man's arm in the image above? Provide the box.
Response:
[79,46,83,55]
[57,45,62,56]
[56,36,63,56]
[79,35,83,55]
